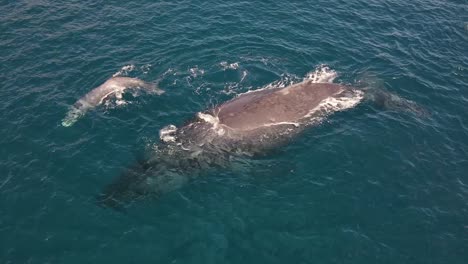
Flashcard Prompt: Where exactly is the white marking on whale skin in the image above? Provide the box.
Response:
[198,110,301,135]
[262,121,300,128]
[305,89,364,119]
[62,76,164,127]
[197,112,227,136]
[279,89,290,95]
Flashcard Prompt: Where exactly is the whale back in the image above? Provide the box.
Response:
[215,81,345,131]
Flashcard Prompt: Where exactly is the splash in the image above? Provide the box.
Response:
[141,64,152,74]
[304,65,338,83]
[235,64,336,98]
[112,64,136,77]
[159,125,178,142]
[238,73,298,96]
[240,70,248,82]
[189,66,205,78]
[220,61,240,70]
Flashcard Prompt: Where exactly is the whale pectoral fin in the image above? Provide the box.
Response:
[95,194,129,213]
[364,88,429,117]
[97,163,151,211]
[357,73,429,116]
[62,106,85,127]
[144,82,165,95]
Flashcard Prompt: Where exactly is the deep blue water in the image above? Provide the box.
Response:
[1,0,468,263]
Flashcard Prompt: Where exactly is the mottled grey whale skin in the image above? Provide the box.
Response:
[98,80,424,209]
[98,80,366,209]
[62,77,164,127]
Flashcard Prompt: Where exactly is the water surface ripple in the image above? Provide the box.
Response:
[1,0,467,263]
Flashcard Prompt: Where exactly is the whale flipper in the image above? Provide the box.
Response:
[364,87,428,116]
[96,162,153,210]
[356,73,428,116]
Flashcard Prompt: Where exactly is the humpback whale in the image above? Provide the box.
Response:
[97,79,422,209]
[62,77,164,127]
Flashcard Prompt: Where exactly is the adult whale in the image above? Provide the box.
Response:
[98,80,422,209]
[62,76,164,127]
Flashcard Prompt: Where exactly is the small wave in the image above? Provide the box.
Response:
[237,65,337,98]
[238,73,299,96]
[112,64,136,77]
[189,66,205,78]
[222,82,243,95]
[220,70,250,95]
[141,64,152,74]
[304,65,337,83]
[113,64,153,77]
[220,61,240,70]
[105,99,129,108]
[240,70,248,82]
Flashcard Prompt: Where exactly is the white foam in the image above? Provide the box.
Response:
[238,74,298,96]
[197,112,219,124]
[304,65,337,83]
[113,64,135,77]
[233,65,336,99]
[240,70,248,82]
[115,99,127,106]
[189,66,205,77]
[159,124,178,142]
[141,64,152,74]
[197,112,226,135]
[222,82,243,95]
[220,61,240,70]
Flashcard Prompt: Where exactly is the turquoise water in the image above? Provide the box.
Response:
[1,0,468,263]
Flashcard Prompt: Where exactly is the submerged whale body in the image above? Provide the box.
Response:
[98,80,421,209]
[62,76,164,127]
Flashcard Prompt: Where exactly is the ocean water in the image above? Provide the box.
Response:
[1,0,468,263]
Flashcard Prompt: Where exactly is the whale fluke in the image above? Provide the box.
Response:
[62,76,164,127]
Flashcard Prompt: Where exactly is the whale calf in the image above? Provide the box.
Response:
[62,77,164,127]
[97,79,423,209]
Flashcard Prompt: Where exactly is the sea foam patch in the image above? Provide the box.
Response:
[113,65,136,77]
[305,65,338,83]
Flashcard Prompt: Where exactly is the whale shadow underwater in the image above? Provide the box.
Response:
[96,79,426,210]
